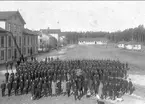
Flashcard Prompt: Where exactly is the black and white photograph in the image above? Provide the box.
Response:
[0,1,145,104]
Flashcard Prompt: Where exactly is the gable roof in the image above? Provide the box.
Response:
[0,11,26,24]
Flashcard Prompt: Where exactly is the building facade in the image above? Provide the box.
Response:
[0,28,8,63]
[22,29,38,57]
[38,28,61,52]
[0,11,38,64]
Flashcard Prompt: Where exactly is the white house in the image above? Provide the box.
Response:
[133,44,141,50]
[78,38,108,45]
[125,41,142,50]
[117,41,126,49]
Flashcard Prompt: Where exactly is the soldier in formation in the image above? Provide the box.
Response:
[1,57,134,101]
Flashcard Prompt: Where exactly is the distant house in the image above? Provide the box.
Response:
[117,41,126,49]
[125,41,141,50]
[78,38,108,45]
[38,28,60,51]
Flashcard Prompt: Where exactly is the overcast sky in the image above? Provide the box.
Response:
[0,1,145,32]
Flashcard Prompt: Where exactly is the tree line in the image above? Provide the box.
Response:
[63,25,145,45]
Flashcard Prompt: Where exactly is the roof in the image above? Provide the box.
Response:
[48,29,61,34]
[0,27,6,32]
[78,38,108,41]
[23,28,38,36]
[0,27,9,36]
[0,11,26,24]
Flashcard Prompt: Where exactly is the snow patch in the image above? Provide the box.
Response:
[131,94,143,99]
[0,69,16,75]
[129,74,145,86]
[58,49,67,54]
[68,45,75,49]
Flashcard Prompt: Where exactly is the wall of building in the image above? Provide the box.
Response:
[22,34,38,57]
[5,14,24,60]
[0,21,5,29]
[0,12,38,64]
[0,33,7,64]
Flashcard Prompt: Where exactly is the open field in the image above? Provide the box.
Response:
[0,44,145,104]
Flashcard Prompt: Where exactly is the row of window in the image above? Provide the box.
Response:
[23,36,38,46]
[0,36,21,48]
[1,36,4,47]
[0,49,11,61]
[23,47,37,55]
[0,46,37,61]
[0,35,37,48]
[8,23,22,34]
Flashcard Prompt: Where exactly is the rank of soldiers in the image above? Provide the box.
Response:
[1,57,135,101]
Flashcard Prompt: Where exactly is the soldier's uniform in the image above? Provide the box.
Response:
[31,82,35,97]
[12,80,18,95]
[128,79,133,95]
[5,72,9,83]
[67,79,71,97]
[42,81,47,97]
[37,82,42,98]
[1,81,6,97]
[20,80,24,95]
[24,80,29,94]
[7,81,12,96]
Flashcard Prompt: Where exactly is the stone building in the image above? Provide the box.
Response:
[0,11,38,64]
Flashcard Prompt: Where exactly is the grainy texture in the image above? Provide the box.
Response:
[0,44,145,104]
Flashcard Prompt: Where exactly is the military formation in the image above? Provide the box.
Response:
[1,57,135,101]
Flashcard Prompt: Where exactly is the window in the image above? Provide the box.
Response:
[1,50,4,60]
[8,49,11,59]
[23,36,26,46]
[23,47,26,55]
[28,36,29,45]
[14,24,16,32]
[19,36,21,46]
[8,36,11,47]
[8,23,11,31]
[1,36,4,48]
[28,47,29,54]
[14,36,17,41]
[31,36,33,45]
[14,15,17,20]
